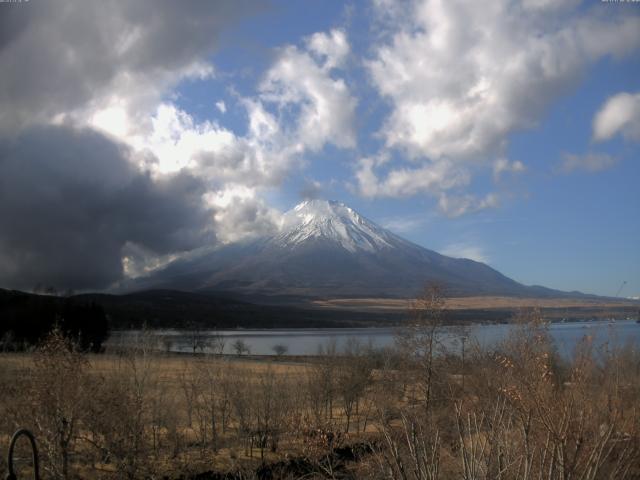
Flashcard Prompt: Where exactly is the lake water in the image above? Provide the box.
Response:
[107,319,640,358]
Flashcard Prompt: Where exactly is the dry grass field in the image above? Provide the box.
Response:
[313,296,638,312]
[1,301,639,479]
[1,344,382,479]
[0,352,319,474]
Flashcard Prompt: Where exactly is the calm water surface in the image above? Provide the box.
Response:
[107,320,640,357]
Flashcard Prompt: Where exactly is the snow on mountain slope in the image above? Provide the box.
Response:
[274,200,395,253]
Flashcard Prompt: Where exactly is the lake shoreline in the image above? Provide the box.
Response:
[106,319,640,358]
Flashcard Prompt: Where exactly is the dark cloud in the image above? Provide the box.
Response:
[0,125,215,291]
[0,0,265,131]
[0,0,269,291]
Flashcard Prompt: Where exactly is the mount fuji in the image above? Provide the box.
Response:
[131,200,567,298]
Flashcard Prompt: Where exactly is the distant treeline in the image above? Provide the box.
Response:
[1,288,501,342]
[74,289,406,329]
[0,290,108,352]
[3,288,633,351]
[73,290,526,330]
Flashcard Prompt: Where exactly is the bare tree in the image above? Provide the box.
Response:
[192,358,228,453]
[29,328,88,479]
[336,339,374,433]
[232,339,250,356]
[227,366,255,456]
[185,323,209,354]
[396,282,446,416]
[306,340,338,425]
[210,331,226,355]
[178,362,197,428]
[252,368,289,460]
[272,343,288,357]
[83,330,158,479]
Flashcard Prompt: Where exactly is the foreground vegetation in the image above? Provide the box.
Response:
[1,288,639,479]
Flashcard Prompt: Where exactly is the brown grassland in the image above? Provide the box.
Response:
[312,296,638,312]
[1,288,639,479]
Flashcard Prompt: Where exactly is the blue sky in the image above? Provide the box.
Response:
[173,1,640,296]
[0,0,638,295]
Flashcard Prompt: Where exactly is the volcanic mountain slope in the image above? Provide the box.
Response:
[132,200,573,298]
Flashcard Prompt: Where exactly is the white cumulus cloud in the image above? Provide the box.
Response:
[493,158,526,181]
[86,29,358,247]
[356,157,470,199]
[369,0,640,161]
[259,29,357,151]
[356,0,640,211]
[306,29,350,70]
[438,193,500,218]
[593,92,640,142]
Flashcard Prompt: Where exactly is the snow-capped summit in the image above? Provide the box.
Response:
[275,200,395,253]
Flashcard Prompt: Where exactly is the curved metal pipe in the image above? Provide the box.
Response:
[5,429,39,480]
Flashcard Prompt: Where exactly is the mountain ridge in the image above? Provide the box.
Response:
[129,199,587,299]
